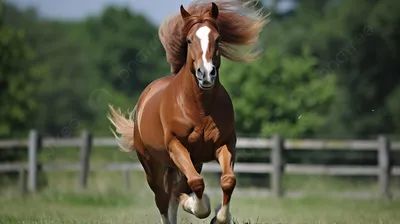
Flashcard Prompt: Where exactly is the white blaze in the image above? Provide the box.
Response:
[195,26,213,74]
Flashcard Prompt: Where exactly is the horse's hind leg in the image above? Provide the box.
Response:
[136,152,170,224]
[168,139,211,219]
[211,143,236,224]
[165,168,179,224]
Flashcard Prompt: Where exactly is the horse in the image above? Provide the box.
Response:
[108,1,267,223]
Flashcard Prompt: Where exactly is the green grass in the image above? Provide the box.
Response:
[1,189,399,224]
[1,147,400,223]
[1,171,400,224]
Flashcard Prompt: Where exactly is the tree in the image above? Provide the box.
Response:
[84,6,169,97]
[260,0,400,138]
[0,3,40,138]
[0,2,46,186]
[220,44,335,138]
[2,4,169,136]
[309,0,400,138]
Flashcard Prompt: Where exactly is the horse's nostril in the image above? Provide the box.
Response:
[210,67,216,77]
[197,68,205,78]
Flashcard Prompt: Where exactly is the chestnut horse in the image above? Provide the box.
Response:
[108,1,266,223]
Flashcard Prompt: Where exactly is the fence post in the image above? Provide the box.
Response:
[378,135,391,198]
[79,130,92,190]
[28,129,40,192]
[271,134,284,197]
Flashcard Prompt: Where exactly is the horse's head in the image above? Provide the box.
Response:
[180,3,221,90]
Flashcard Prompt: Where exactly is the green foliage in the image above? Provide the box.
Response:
[290,0,400,138]
[0,3,45,184]
[2,0,400,141]
[221,45,335,138]
[387,86,400,136]
[3,3,167,136]
[84,6,169,96]
[80,6,169,134]
[0,4,39,138]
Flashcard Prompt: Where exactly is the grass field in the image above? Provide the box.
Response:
[1,147,400,223]
[1,170,400,224]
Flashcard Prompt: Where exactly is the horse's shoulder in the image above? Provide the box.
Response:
[139,75,174,100]
[149,74,174,88]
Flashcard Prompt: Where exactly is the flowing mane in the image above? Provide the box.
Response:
[158,0,268,74]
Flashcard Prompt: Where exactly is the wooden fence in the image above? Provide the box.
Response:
[1,129,400,198]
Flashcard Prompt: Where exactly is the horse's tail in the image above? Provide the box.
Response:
[107,104,137,152]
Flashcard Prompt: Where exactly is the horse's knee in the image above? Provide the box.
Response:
[187,175,205,199]
[221,174,236,195]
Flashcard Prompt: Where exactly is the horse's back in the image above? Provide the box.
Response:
[135,75,174,159]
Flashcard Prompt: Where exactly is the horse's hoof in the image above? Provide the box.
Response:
[181,193,211,219]
[210,215,231,224]
[210,216,217,224]
[210,203,231,224]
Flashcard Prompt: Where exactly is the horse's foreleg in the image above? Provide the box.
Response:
[168,139,211,219]
[212,144,236,224]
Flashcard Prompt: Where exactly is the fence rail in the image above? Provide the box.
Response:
[1,129,399,198]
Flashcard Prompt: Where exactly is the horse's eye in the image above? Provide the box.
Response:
[187,39,192,45]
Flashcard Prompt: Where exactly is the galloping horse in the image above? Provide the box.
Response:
[108,1,266,223]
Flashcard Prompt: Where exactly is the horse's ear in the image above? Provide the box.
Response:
[210,2,219,19]
[180,5,191,19]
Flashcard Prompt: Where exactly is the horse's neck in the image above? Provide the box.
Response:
[174,66,220,116]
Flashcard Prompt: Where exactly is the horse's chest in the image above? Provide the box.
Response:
[174,114,229,162]
[188,121,219,144]
[187,130,203,144]
[184,126,218,163]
